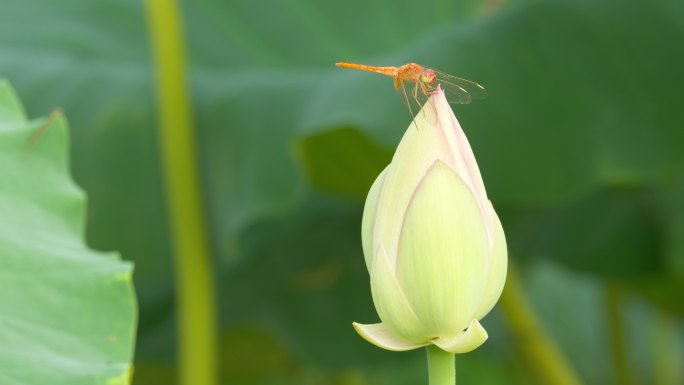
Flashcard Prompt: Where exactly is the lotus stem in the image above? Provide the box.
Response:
[427,345,456,385]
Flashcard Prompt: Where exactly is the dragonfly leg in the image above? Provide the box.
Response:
[412,82,428,115]
[398,82,416,125]
[411,82,431,128]
[412,82,421,106]
[419,81,431,97]
[416,81,439,125]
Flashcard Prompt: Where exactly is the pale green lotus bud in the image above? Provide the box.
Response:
[354,87,507,354]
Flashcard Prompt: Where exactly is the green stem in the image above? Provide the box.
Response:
[605,284,635,385]
[427,345,455,385]
[650,309,684,385]
[144,1,218,385]
[499,263,583,385]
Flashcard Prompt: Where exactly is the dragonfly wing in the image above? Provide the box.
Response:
[427,80,472,104]
[429,68,487,103]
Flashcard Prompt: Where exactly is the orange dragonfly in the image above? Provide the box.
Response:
[336,62,486,119]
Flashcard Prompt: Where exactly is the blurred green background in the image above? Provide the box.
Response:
[1,0,683,384]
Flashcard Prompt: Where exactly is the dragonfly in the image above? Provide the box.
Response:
[335,62,487,120]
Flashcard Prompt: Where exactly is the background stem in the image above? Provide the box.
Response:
[145,1,218,385]
[606,284,635,385]
[427,345,455,385]
[650,309,684,385]
[499,263,583,385]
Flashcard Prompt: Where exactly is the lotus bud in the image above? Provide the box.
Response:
[354,87,507,354]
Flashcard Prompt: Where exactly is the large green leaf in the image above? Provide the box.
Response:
[0,80,136,385]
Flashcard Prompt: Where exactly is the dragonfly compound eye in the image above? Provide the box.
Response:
[423,69,437,84]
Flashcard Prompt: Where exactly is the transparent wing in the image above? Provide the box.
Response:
[428,68,487,104]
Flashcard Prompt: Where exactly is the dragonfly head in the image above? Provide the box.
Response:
[422,69,437,85]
